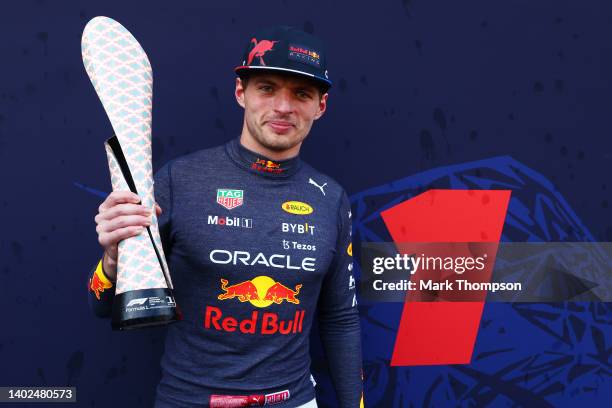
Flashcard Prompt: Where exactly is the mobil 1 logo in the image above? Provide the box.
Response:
[208,215,253,228]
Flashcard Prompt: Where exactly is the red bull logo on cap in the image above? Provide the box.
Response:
[247,38,278,66]
[288,44,321,68]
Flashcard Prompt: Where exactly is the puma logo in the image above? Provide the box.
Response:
[309,178,327,196]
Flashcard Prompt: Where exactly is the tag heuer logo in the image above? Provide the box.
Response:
[217,189,244,210]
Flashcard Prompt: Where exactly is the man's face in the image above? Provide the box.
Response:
[235,72,328,153]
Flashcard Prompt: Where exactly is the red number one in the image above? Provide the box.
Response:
[381,190,510,365]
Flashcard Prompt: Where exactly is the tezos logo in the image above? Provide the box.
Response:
[282,240,316,252]
[282,201,313,215]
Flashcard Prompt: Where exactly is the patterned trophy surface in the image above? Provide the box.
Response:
[82,16,171,294]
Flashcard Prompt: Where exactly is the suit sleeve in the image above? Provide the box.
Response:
[87,161,174,318]
[317,190,364,407]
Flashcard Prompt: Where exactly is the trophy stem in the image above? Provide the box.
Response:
[106,135,178,330]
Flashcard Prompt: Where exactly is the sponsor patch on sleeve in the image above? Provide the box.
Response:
[89,259,113,300]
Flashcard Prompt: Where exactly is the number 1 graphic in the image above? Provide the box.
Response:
[381,189,510,365]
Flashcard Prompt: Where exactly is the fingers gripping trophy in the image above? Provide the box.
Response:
[81,16,177,329]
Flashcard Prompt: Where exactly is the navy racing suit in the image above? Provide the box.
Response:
[88,138,363,407]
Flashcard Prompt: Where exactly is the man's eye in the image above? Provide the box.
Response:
[259,85,273,92]
[297,91,311,99]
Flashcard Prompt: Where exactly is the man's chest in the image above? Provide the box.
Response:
[169,182,338,288]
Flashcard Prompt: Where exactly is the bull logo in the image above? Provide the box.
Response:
[255,159,281,169]
[217,277,302,307]
[247,38,279,66]
[218,278,260,302]
[89,271,112,301]
[264,282,302,305]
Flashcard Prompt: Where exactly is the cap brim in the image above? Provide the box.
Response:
[234,65,332,88]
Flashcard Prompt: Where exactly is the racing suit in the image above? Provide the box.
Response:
[88,137,362,407]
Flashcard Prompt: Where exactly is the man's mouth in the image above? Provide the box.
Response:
[267,120,294,133]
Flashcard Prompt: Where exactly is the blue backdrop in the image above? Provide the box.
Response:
[0,1,610,407]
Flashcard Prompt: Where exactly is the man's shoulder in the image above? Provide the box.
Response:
[158,143,227,174]
[298,161,348,205]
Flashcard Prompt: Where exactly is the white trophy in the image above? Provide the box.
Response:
[82,16,177,329]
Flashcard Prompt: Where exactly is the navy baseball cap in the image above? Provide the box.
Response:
[235,26,332,89]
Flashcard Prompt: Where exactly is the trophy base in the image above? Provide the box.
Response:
[111,288,178,330]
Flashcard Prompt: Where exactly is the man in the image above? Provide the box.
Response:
[89,26,363,408]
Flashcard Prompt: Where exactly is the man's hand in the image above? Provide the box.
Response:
[94,191,162,281]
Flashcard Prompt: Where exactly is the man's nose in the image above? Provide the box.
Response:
[273,89,294,114]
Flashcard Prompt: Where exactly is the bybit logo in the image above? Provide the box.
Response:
[281,222,315,235]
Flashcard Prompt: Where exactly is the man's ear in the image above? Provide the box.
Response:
[313,92,328,121]
[235,77,246,108]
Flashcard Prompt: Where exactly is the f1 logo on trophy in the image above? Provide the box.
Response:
[81,16,178,329]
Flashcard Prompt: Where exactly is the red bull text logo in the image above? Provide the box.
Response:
[289,45,320,60]
[205,306,305,335]
[252,158,284,174]
[206,277,305,335]
[288,44,321,68]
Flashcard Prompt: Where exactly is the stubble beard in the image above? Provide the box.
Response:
[247,119,309,152]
